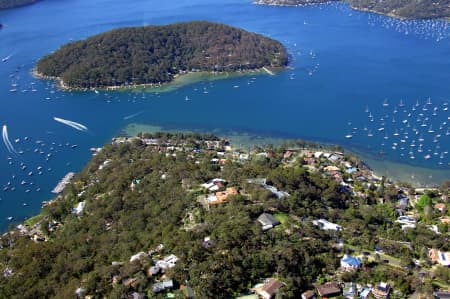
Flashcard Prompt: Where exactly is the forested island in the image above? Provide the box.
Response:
[36,21,288,89]
[254,0,450,19]
[0,0,39,10]
[0,133,449,298]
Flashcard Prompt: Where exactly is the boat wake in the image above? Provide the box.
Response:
[53,117,88,132]
[2,125,17,154]
[123,111,144,120]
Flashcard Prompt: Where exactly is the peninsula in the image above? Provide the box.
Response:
[0,133,449,298]
[36,21,288,89]
[0,0,39,10]
[254,0,450,19]
[347,0,450,20]
[254,0,339,5]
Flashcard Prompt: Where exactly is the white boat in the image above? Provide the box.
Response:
[383,99,389,107]
[345,134,352,139]
[185,96,190,101]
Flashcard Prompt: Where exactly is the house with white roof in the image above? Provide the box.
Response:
[313,219,342,231]
[72,201,86,215]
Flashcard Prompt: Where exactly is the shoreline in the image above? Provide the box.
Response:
[254,0,450,21]
[33,67,281,93]
[122,123,450,187]
[2,128,445,235]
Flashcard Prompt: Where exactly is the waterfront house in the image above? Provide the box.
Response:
[434,203,447,213]
[283,150,293,159]
[340,255,361,271]
[130,251,147,263]
[147,266,161,277]
[372,282,391,299]
[255,278,284,299]
[429,249,450,266]
[359,287,372,299]
[440,216,450,224]
[72,201,86,216]
[312,219,342,231]
[301,290,316,299]
[211,187,238,204]
[257,213,280,231]
[152,279,174,293]
[434,291,450,299]
[315,282,342,298]
[155,254,179,269]
[343,282,357,298]
[130,292,145,299]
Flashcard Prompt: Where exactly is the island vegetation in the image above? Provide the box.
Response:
[254,0,450,19]
[347,0,450,20]
[254,0,339,5]
[36,21,288,89]
[0,0,39,10]
[0,133,448,298]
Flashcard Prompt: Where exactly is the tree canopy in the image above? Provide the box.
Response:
[255,0,450,19]
[36,21,288,89]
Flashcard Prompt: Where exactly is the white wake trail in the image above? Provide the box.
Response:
[2,125,17,154]
[53,117,88,132]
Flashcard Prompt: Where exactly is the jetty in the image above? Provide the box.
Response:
[52,172,75,194]
[262,67,275,75]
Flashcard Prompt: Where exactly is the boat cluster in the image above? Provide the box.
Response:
[346,98,450,167]
[367,14,450,42]
[2,135,79,196]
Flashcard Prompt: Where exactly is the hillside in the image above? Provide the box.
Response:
[254,0,339,5]
[0,133,448,298]
[254,0,450,19]
[36,21,288,89]
[347,0,450,19]
[0,0,39,9]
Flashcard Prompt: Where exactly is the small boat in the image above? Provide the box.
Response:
[7,216,13,221]
[185,96,190,101]
[345,134,353,139]
[383,99,389,107]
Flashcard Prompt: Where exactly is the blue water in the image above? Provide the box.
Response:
[0,0,449,230]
